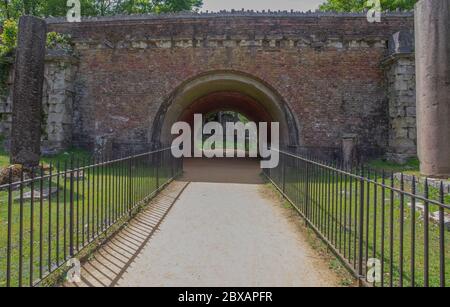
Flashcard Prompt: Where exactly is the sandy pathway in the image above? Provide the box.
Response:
[115,159,339,287]
[67,159,340,287]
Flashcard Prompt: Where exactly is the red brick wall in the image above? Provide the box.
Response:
[48,13,414,157]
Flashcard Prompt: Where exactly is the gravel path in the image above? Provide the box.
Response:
[67,159,340,287]
[116,159,339,287]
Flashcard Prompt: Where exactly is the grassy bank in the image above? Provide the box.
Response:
[367,158,420,175]
[0,145,90,169]
[275,162,450,288]
[0,145,174,287]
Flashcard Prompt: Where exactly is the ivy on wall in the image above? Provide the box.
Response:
[0,19,17,96]
[46,31,74,52]
[0,18,73,96]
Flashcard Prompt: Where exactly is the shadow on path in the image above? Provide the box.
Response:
[65,158,339,287]
[64,181,189,287]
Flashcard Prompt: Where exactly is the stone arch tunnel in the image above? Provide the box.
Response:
[150,71,301,149]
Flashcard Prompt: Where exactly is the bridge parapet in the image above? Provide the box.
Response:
[47,12,414,47]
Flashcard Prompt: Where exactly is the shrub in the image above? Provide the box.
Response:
[0,19,18,57]
[46,31,73,52]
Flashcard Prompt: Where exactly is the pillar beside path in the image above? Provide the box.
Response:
[10,16,47,168]
[415,0,450,178]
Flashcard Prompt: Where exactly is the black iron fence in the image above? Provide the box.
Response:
[0,148,182,287]
[264,150,449,287]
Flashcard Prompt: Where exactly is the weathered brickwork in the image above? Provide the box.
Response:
[2,12,417,160]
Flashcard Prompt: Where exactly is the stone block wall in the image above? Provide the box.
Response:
[0,61,14,138]
[0,51,78,154]
[384,31,417,164]
[41,51,78,154]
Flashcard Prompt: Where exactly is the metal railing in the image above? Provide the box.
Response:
[0,148,182,287]
[264,150,449,287]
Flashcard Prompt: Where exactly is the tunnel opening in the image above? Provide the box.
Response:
[150,71,301,182]
[177,91,276,158]
[151,71,300,148]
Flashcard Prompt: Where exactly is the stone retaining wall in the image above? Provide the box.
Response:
[0,51,78,154]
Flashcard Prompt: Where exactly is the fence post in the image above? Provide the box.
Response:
[439,182,446,287]
[358,170,365,286]
[69,157,75,257]
[6,168,13,287]
[282,154,286,193]
[171,151,174,178]
[156,152,160,190]
[305,161,310,221]
[128,156,133,216]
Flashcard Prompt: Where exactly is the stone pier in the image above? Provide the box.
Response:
[384,31,417,164]
[10,16,47,167]
[415,0,450,178]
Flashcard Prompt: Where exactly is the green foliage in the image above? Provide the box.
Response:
[0,18,17,56]
[153,0,203,13]
[37,0,98,17]
[319,0,418,12]
[0,0,203,21]
[46,31,73,52]
[94,0,204,15]
[0,21,74,95]
[0,18,16,96]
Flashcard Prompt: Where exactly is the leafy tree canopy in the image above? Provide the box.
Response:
[0,0,203,22]
[319,0,418,12]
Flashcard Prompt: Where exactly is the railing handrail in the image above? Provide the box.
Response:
[266,149,448,287]
[276,149,450,210]
[0,146,182,287]
[0,147,175,190]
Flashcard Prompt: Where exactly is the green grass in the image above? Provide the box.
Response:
[270,162,450,287]
[0,140,9,167]
[40,148,91,167]
[0,145,91,169]
[0,147,175,287]
[367,158,450,181]
[367,158,420,175]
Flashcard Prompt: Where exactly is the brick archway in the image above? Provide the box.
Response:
[150,71,301,148]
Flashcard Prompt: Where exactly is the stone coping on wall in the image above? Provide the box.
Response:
[72,36,389,51]
[1,51,78,63]
[46,11,414,51]
[45,49,79,63]
[46,10,414,24]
